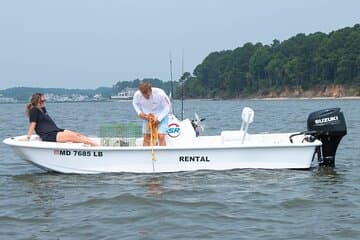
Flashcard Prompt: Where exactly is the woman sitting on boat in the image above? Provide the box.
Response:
[25,93,99,146]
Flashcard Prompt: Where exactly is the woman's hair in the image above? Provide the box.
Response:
[25,93,43,117]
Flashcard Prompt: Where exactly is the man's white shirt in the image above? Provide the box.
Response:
[132,87,170,121]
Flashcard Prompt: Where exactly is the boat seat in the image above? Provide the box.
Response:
[220,107,254,144]
[239,107,254,143]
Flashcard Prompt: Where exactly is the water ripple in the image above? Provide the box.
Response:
[1,100,360,239]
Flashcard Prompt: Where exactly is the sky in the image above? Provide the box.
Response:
[0,0,359,89]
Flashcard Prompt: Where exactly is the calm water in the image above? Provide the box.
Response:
[0,99,359,240]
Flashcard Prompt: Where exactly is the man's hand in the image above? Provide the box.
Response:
[139,112,148,120]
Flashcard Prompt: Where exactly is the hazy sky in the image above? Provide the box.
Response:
[0,0,359,89]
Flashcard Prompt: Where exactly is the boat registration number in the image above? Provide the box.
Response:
[54,150,103,157]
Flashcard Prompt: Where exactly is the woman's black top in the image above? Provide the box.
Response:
[29,107,63,141]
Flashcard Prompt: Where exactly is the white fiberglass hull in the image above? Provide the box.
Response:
[3,133,321,174]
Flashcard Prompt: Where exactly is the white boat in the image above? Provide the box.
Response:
[3,108,347,174]
[110,87,136,100]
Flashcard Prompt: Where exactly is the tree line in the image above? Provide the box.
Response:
[175,24,360,98]
[113,78,176,97]
[0,87,113,101]
[3,25,359,100]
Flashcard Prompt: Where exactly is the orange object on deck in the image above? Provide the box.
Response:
[147,113,158,160]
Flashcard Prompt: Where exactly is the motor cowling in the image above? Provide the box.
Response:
[307,108,347,167]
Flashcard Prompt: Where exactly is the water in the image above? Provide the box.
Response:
[1,99,359,239]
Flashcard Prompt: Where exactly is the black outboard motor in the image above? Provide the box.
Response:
[307,108,347,167]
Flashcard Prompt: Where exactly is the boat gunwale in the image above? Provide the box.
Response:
[3,136,322,151]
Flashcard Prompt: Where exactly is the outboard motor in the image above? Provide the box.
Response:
[307,108,347,167]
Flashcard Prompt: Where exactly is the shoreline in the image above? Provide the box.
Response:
[251,96,360,100]
[1,96,360,104]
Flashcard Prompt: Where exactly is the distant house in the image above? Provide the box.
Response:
[0,96,16,103]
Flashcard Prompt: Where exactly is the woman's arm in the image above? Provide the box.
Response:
[26,122,36,140]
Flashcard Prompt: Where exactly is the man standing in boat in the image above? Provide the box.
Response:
[132,81,170,146]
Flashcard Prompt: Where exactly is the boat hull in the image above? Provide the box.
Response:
[3,136,321,174]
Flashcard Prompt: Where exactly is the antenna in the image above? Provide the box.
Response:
[181,49,184,120]
[169,51,174,113]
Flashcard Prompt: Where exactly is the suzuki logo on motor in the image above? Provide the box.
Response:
[315,116,339,125]
[168,123,181,138]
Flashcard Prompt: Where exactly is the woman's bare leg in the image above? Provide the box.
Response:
[56,130,100,146]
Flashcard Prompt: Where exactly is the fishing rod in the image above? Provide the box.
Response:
[169,51,174,114]
[181,49,184,120]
